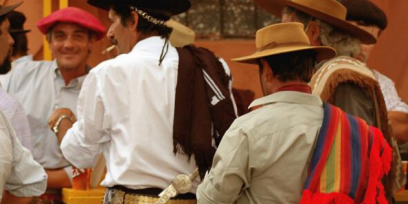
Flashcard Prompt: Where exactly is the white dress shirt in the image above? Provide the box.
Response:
[0,86,33,151]
[7,60,86,179]
[0,109,47,199]
[197,91,324,204]
[61,37,203,191]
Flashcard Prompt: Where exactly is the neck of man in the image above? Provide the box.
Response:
[136,32,160,44]
[59,63,88,86]
[270,79,308,95]
[11,52,28,62]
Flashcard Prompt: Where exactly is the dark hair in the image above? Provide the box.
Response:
[11,33,28,56]
[111,4,173,38]
[258,50,317,83]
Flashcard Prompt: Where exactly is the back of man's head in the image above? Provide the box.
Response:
[341,0,387,31]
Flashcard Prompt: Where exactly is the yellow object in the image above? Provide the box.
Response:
[42,0,52,60]
[60,0,69,9]
[62,188,105,204]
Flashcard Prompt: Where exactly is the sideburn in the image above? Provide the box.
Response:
[0,55,11,75]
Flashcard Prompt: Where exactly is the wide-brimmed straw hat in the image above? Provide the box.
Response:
[0,2,22,17]
[253,0,376,44]
[166,19,195,47]
[232,22,336,64]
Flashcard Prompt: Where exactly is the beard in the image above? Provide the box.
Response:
[0,55,11,75]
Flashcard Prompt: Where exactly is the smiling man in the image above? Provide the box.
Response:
[6,7,105,204]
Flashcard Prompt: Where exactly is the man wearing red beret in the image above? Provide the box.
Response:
[6,6,106,203]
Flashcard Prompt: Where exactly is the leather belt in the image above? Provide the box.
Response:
[105,188,196,204]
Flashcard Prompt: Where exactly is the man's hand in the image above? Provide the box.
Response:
[48,108,77,144]
[48,108,76,131]
[389,111,408,144]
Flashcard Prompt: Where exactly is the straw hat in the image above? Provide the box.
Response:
[0,2,22,17]
[253,0,376,44]
[232,22,336,64]
[166,19,195,47]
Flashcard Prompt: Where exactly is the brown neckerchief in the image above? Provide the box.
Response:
[174,45,237,179]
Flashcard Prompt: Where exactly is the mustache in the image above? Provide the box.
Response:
[111,38,118,45]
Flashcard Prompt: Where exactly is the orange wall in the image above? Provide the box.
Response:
[3,0,407,102]
[367,0,408,102]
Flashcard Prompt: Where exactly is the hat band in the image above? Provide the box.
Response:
[257,41,310,51]
[130,6,165,26]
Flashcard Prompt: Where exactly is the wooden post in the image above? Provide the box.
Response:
[60,0,69,9]
[43,0,52,60]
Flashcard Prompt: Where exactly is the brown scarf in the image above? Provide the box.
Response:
[174,45,237,179]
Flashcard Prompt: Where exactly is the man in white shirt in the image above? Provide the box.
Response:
[6,6,106,202]
[60,0,237,203]
[0,2,47,203]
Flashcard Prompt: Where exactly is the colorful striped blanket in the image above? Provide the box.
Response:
[300,103,392,204]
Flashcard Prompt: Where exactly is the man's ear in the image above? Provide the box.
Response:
[129,11,139,31]
[306,21,321,46]
[260,59,274,82]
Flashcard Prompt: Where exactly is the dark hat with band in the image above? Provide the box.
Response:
[87,0,191,21]
[8,11,31,34]
[341,0,387,30]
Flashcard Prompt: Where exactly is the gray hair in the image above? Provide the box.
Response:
[316,19,361,58]
[283,6,361,58]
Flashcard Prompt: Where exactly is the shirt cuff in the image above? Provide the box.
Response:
[197,177,235,204]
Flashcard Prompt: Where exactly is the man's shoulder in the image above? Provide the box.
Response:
[233,101,324,137]
[90,52,156,76]
[0,88,21,113]
[13,60,55,77]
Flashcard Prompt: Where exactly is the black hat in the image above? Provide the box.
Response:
[87,0,191,20]
[8,10,30,34]
[0,2,22,18]
[341,0,387,30]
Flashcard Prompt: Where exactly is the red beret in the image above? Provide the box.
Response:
[37,7,106,40]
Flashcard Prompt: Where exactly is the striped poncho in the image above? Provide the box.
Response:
[300,103,392,204]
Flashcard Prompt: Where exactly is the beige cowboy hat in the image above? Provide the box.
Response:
[166,19,195,47]
[253,0,376,44]
[232,22,336,64]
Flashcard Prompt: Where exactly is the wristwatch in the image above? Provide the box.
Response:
[52,114,74,134]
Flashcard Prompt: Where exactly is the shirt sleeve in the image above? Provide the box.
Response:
[0,111,47,197]
[0,121,13,200]
[6,101,33,151]
[61,70,110,169]
[197,125,250,204]
[333,82,375,125]
[376,72,408,113]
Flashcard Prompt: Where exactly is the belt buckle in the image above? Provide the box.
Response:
[113,189,125,204]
